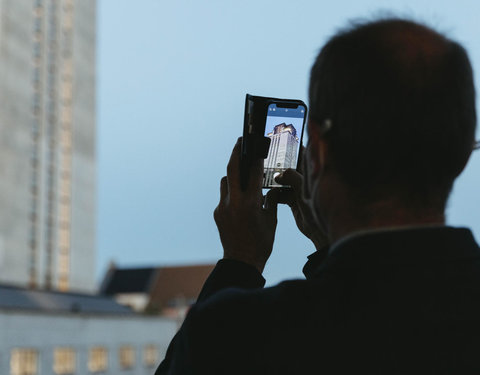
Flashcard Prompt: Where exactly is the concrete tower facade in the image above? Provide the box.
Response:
[0,0,96,292]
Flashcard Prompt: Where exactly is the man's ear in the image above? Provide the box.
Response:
[307,120,329,177]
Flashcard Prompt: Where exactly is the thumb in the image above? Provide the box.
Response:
[219,176,228,204]
[275,168,303,191]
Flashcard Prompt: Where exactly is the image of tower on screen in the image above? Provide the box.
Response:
[263,123,299,187]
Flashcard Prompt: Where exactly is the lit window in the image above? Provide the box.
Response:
[119,346,135,370]
[143,344,158,368]
[10,348,38,375]
[88,347,108,373]
[53,347,75,375]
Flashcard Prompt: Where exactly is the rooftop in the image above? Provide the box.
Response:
[0,284,135,315]
[100,263,216,312]
[101,267,157,295]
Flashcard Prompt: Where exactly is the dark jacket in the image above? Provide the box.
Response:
[156,227,480,374]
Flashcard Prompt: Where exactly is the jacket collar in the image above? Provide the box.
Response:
[303,226,480,279]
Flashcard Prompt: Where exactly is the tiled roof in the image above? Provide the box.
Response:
[148,264,215,310]
[0,284,134,315]
[101,267,157,295]
[100,264,216,311]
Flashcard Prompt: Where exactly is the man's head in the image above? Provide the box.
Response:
[306,18,476,233]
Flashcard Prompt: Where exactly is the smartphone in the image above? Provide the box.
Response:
[241,94,307,190]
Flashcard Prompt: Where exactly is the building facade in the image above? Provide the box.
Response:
[264,123,299,187]
[0,285,177,375]
[0,0,96,292]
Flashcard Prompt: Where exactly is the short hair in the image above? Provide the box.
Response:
[309,18,476,209]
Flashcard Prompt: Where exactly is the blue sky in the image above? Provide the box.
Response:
[97,0,480,285]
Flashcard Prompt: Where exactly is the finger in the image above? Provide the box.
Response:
[264,189,279,217]
[275,168,303,192]
[226,137,242,195]
[301,154,312,200]
[219,176,228,204]
[298,145,306,175]
[247,156,264,195]
[264,188,279,208]
[265,188,294,207]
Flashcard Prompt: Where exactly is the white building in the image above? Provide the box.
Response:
[0,3,180,375]
[264,123,299,187]
[0,0,96,292]
[0,285,177,375]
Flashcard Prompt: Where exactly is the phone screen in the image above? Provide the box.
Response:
[263,103,306,188]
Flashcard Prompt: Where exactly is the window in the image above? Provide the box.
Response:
[10,348,38,375]
[34,18,42,33]
[118,346,135,370]
[143,344,158,368]
[53,347,75,375]
[88,347,108,373]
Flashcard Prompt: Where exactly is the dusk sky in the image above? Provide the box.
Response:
[97,0,480,285]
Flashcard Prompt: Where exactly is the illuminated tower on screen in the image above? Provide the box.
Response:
[0,0,96,292]
[264,123,299,186]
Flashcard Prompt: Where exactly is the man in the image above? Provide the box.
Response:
[156,18,479,374]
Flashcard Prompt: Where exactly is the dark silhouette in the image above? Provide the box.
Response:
[156,18,479,374]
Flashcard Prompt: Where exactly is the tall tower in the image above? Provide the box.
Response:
[264,123,299,187]
[0,0,96,292]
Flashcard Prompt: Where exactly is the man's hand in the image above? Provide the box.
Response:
[214,138,278,273]
[274,168,329,258]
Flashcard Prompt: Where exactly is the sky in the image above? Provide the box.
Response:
[97,0,480,286]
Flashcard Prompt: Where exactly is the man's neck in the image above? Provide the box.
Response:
[326,199,446,245]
